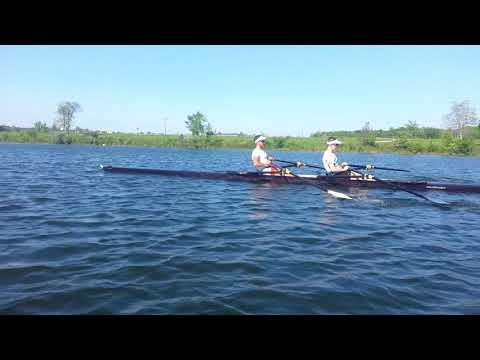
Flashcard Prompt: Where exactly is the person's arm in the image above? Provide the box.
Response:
[253,154,273,168]
[327,161,349,173]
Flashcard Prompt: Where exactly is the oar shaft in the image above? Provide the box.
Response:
[275,159,324,170]
[348,164,409,172]
[276,159,408,172]
[277,160,443,205]
[353,169,444,205]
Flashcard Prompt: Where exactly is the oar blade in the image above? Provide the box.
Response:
[326,189,353,200]
[429,198,449,206]
[284,165,353,200]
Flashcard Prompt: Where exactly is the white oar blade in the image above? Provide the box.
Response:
[431,199,449,206]
[327,189,353,200]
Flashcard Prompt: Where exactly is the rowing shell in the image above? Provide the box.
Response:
[100,165,480,193]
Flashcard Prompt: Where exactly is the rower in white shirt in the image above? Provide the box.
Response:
[251,135,282,174]
[322,137,353,175]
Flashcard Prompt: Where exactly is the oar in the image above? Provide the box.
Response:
[291,172,353,200]
[348,164,409,172]
[274,165,353,200]
[275,159,324,170]
[277,159,408,173]
[353,169,448,206]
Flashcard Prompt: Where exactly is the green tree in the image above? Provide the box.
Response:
[205,122,214,136]
[405,120,420,137]
[55,101,82,133]
[473,126,480,139]
[89,131,100,145]
[34,121,48,132]
[360,122,376,146]
[55,133,73,144]
[185,112,209,136]
[271,136,287,148]
[422,127,442,139]
[394,134,409,150]
[440,131,472,155]
[310,131,324,137]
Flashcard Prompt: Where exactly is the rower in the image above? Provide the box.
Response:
[251,135,282,175]
[322,137,354,176]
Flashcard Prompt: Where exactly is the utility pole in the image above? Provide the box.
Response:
[163,117,167,136]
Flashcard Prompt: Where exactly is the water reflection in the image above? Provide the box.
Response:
[246,182,284,221]
[316,195,339,226]
[346,188,371,200]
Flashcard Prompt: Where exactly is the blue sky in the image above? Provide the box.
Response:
[1,45,479,136]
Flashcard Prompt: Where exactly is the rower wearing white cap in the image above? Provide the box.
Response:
[251,135,282,174]
[322,137,350,175]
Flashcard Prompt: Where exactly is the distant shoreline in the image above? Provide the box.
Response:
[1,134,479,157]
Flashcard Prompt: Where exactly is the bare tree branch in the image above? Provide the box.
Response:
[444,100,478,139]
[55,101,82,133]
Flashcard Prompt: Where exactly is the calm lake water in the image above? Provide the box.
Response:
[1,143,480,314]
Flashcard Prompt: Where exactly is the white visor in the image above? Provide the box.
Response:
[327,139,342,145]
[255,136,267,144]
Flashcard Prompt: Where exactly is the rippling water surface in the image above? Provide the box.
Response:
[1,143,480,314]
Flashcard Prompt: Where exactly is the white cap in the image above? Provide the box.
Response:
[327,138,342,145]
[255,135,267,144]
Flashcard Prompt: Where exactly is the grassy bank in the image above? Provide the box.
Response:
[1,130,479,156]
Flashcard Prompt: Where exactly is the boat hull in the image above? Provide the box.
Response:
[101,165,480,193]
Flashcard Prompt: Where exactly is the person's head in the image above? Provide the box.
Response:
[254,135,267,148]
[326,137,342,152]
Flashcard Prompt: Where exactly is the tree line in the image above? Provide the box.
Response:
[1,99,479,155]
[312,100,478,139]
[5,99,478,139]
[311,100,479,154]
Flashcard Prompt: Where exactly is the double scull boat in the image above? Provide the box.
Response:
[100,165,480,194]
